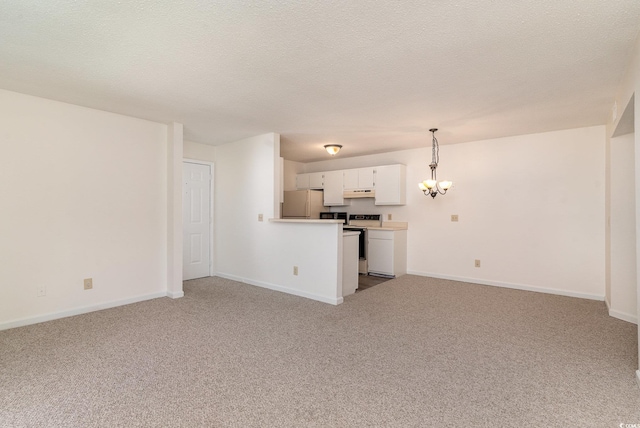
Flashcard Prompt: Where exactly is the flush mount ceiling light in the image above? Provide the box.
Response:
[418,128,453,199]
[324,144,342,155]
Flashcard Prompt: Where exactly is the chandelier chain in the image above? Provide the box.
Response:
[431,132,439,167]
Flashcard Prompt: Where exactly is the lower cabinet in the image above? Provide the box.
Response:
[342,232,360,296]
[367,229,407,277]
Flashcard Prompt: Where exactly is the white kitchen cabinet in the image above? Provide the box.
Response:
[296,173,310,189]
[344,167,375,190]
[309,172,324,189]
[358,167,375,189]
[297,164,405,205]
[296,172,324,190]
[342,231,360,296]
[373,164,406,205]
[323,170,349,206]
[343,169,358,189]
[367,229,407,277]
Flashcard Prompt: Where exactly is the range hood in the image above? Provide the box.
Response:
[344,189,375,199]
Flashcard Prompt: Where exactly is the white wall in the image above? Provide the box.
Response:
[214,133,342,304]
[608,28,640,384]
[0,89,169,329]
[167,122,184,298]
[184,140,216,163]
[609,133,637,323]
[214,133,280,277]
[302,126,606,300]
[283,159,305,191]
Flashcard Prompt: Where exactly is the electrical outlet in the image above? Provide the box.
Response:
[37,284,46,297]
[451,215,459,222]
[293,266,298,276]
[258,213,263,222]
[474,260,481,268]
[388,214,392,220]
[84,278,93,290]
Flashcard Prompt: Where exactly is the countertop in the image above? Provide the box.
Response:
[270,219,344,224]
[368,221,408,231]
[269,219,408,230]
[367,226,408,231]
[343,231,361,237]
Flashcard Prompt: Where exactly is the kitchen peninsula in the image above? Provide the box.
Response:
[269,218,355,304]
[269,218,408,302]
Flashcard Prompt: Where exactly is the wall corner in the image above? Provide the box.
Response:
[167,122,184,298]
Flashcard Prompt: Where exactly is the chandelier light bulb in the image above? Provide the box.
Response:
[439,180,453,190]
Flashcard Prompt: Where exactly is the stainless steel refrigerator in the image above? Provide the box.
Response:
[282,190,325,219]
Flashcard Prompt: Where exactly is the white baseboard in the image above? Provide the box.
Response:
[608,308,638,325]
[0,291,168,331]
[407,270,605,301]
[636,370,640,390]
[600,294,637,325]
[215,272,343,306]
[167,290,184,299]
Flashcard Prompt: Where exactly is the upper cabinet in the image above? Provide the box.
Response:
[295,164,406,205]
[344,167,375,190]
[296,172,324,190]
[374,165,406,205]
[309,172,324,189]
[343,169,357,189]
[296,173,310,189]
[323,170,348,206]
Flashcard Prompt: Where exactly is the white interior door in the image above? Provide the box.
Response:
[183,162,211,280]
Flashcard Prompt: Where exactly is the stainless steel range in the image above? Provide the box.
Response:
[344,214,382,274]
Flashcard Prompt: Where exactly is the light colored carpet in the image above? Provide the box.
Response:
[1,275,639,427]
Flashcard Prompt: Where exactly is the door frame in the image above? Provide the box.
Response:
[183,159,215,277]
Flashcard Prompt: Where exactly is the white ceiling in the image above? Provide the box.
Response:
[1,1,639,162]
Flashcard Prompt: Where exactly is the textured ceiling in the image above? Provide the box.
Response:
[1,1,639,162]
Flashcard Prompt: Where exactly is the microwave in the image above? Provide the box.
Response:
[319,212,348,224]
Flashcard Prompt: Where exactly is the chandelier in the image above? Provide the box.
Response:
[418,128,453,198]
